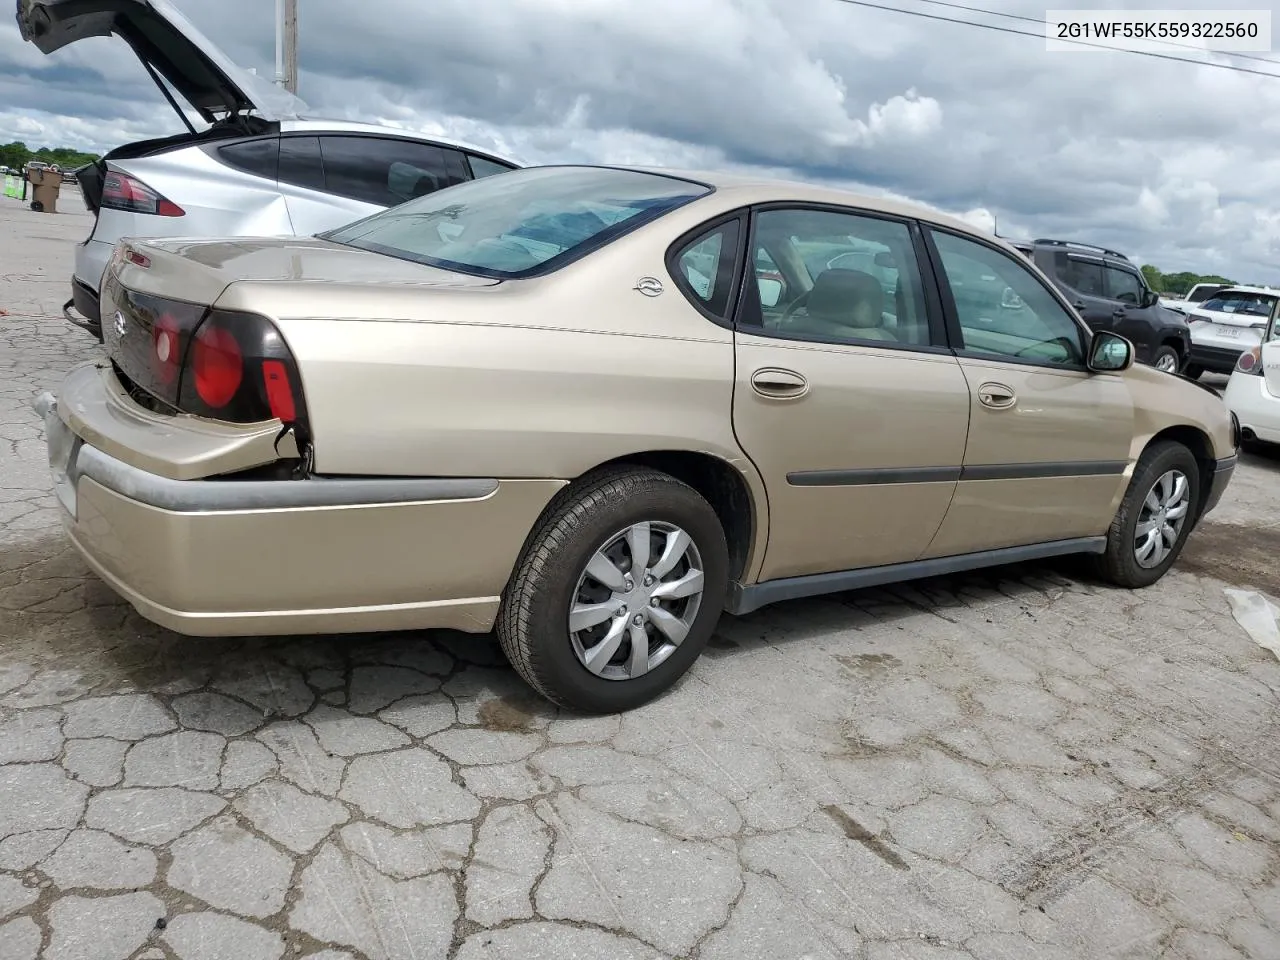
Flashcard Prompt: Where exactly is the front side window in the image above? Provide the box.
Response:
[746,207,931,346]
[1105,266,1145,304]
[933,230,1085,367]
[324,166,711,279]
[1200,291,1277,318]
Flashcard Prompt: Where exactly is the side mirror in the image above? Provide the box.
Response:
[758,277,783,308]
[1088,332,1134,372]
[1141,289,1159,308]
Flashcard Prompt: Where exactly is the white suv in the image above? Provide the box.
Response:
[1185,285,1280,379]
[18,0,521,337]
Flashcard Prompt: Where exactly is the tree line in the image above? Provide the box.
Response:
[0,141,101,172]
[1140,264,1253,296]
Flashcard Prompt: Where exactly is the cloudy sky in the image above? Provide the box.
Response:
[3,0,1280,281]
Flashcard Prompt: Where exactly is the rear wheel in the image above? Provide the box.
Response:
[1093,441,1200,588]
[1152,345,1180,374]
[497,467,729,713]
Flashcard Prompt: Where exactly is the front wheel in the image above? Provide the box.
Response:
[1093,441,1200,588]
[1152,345,1180,374]
[497,467,729,713]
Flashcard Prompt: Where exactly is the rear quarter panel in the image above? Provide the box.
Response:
[221,201,758,485]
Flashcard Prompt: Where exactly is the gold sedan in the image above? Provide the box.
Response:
[35,165,1238,712]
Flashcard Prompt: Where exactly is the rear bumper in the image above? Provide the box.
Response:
[34,375,562,637]
[1224,371,1280,444]
[1188,342,1247,373]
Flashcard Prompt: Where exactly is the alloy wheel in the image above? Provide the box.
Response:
[1134,469,1190,568]
[568,521,705,681]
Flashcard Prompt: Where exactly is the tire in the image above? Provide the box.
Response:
[1184,364,1204,380]
[1093,441,1201,589]
[29,200,42,212]
[497,467,729,713]
[1151,345,1180,374]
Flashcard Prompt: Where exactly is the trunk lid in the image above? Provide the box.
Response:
[17,0,306,124]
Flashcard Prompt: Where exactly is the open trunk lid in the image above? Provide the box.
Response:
[17,0,306,124]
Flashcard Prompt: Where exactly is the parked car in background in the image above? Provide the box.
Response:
[1223,298,1280,446]
[35,165,1238,712]
[1161,281,1231,316]
[1008,239,1189,373]
[18,0,520,338]
[1184,286,1280,379]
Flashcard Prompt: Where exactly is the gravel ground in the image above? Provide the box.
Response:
[1,191,1278,960]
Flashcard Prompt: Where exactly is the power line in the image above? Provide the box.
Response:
[910,0,1280,67]
[831,0,1280,81]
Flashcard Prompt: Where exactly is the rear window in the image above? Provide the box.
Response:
[322,166,711,279]
[1201,291,1276,317]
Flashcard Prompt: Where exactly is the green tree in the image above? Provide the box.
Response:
[0,140,100,171]
[1140,264,1162,291]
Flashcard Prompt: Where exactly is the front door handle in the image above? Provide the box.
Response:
[750,367,809,399]
[1112,308,1127,319]
[977,381,1016,409]
[1072,301,1086,311]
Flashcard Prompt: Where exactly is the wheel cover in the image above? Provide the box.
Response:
[568,521,705,681]
[1134,469,1191,569]
[1154,353,1178,373]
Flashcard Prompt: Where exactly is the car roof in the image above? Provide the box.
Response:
[622,165,997,243]
[280,118,521,165]
[1212,285,1279,296]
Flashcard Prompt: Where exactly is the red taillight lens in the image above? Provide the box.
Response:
[192,323,244,408]
[1236,347,1262,375]
[101,172,185,217]
[151,312,181,386]
[262,360,297,422]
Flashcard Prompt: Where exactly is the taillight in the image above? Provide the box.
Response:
[192,323,244,407]
[101,171,185,217]
[178,311,308,432]
[1236,347,1262,375]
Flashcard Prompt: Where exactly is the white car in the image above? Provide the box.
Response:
[18,0,521,338]
[1185,285,1280,379]
[1224,303,1280,445]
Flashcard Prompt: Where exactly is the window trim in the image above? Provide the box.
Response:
[923,225,1094,373]
[663,210,750,329]
[730,201,952,356]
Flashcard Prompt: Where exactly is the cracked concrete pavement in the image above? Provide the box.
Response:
[1,191,1279,960]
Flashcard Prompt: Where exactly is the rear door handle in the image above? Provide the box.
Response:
[750,367,808,399]
[977,381,1016,409]
[1071,301,1086,311]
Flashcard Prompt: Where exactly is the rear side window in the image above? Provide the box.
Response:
[279,136,325,191]
[671,219,741,320]
[216,138,279,180]
[468,155,516,179]
[319,136,461,207]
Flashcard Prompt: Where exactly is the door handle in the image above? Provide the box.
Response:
[1112,308,1127,319]
[750,367,808,399]
[1071,301,1086,311]
[977,381,1016,409]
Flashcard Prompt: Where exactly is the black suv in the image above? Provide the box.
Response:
[1009,239,1190,374]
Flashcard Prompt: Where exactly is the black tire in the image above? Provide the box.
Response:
[497,467,729,713]
[1184,364,1204,380]
[1092,441,1201,588]
[1151,345,1180,374]
[29,200,42,212]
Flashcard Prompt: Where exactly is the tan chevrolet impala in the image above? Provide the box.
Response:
[35,165,1239,712]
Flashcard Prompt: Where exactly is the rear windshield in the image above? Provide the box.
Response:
[323,166,712,279]
[1200,291,1277,317]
